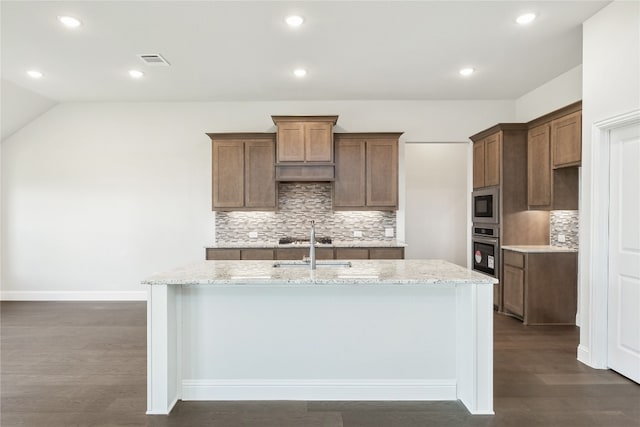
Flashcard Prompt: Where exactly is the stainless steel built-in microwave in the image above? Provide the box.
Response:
[472,187,499,224]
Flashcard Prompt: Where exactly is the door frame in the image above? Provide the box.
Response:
[580,109,640,369]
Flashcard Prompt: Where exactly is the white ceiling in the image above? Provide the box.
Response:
[1,1,609,102]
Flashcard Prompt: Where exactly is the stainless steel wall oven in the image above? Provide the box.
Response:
[472,224,499,279]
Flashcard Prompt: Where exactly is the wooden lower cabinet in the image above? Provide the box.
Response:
[206,249,241,260]
[369,248,404,259]
[335,248,370,259]
[207,248,275,260]
[503,264,525,317]
[240,249,275,260]
[502,249,577,325]
[206,246,405,260]
[276,248,333,260]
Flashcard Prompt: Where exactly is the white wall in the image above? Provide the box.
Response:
[1,100,514,299]
[405,142,470,267]
[515,65,583,122]
[579,1,640,367]
[1,79,57,141]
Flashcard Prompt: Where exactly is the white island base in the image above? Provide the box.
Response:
[144,260,495,416]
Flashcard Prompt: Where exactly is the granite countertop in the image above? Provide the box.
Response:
[502,245,578,253]
[142,259,497,286]
[205,240,407,249]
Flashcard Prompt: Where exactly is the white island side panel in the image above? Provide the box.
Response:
[181,285,456,382]
[145,260,495,414]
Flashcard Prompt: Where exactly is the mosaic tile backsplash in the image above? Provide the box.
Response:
[550,210,579,250]
[215,183,396,243]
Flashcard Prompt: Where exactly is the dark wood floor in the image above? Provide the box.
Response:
[1,302,638,426]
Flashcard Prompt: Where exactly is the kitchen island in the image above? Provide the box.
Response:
[143,259,497,416]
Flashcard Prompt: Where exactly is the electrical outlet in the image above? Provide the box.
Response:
[558,234,566,243]
[248,231,258,239]
[385,228,394,238]
[353,230,363,238]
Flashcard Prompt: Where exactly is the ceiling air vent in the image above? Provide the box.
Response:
[137,54,170,66]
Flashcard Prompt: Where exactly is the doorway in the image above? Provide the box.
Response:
[584,110,640,383]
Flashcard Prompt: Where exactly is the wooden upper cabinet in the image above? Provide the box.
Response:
[245,140,276,209]
[367,139,398,207]
[334,137,366,207]
[527,124,551,207]
[552,111,581,168]
[473,141,486,189]
[305,122,333,162]
[212,140,245,209]
[272,116,337,163]
[209,133,276,211]
[276,123,305,161]
[333,133,400,210]
[484,133,501,187]
[472,132,501,189]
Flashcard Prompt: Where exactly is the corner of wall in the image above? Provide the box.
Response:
[514,65,583,122]
[1,78,58,141]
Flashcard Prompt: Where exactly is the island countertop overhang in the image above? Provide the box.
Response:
[142,259,498,286]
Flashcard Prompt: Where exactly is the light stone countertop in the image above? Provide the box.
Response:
[502,245,578,253]
[205,240,407,249]
[142,259,497,286]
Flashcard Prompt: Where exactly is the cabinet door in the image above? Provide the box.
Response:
[335,248,369,259]
[494,282,501,310]
[334,138,366,207]
[484,133,501,187]
[212,140,244,209]
[245,139,276,209]
[473,140,486,189]
[503,264,525,317]
[276,248,309,260]
[366,139,398,208]
[206,249,241,260]
[527,124,551,207]
[369,248,404,259]
[552,111,581,168]
[277,122,305,162]
[276,248,333,260]
[240,249,275,260]
[305,122,333,162]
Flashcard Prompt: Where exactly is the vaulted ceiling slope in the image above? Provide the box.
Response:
[1,79,57,140]
[1,1,609,102]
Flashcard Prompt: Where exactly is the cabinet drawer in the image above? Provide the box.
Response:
[335,248,369,259]
[240,249,275,260]
[503,250,524,268]
[206,249,241,260]
[369,248,404,259]
[276,248,333,260]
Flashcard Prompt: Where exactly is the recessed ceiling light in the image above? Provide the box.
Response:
[26,70,43,79]
[129,69,144,79]
[293,68,307,77]
[459,68,475,77]
[286,15,304,27]
[58,15,82,28]
[516,13,536,25]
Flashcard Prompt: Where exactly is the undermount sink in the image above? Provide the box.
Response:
[273,260,352,268]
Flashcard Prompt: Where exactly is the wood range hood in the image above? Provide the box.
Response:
[272,115,338,182]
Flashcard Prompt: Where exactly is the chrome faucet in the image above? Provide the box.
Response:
[309,220,316,270]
